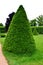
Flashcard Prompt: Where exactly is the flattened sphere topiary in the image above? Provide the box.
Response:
[3,5,36,55]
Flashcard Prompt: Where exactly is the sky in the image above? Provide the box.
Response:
[0,0,43,25]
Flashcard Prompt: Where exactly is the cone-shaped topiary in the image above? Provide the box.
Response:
[3,5,36,55]
[33,27,38,35]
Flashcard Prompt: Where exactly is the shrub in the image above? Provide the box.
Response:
[0,33,6,37]
[31,26,43,34]
[0,23,3,26]
[3,5,36,55]
[33,28,38,35]
[0,26,5,33]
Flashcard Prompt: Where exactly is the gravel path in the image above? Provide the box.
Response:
[0,44,8,65]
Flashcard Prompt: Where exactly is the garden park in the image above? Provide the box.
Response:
[0,5,43,65]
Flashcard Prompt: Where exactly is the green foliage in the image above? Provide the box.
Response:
[2,35,43,65]
[0,33,6,37]
[30,19,37,26]
[33,28,38,35]
[37,15,43,26]
[3,5,36,55]
[0,26,5,33]
[31,26,43,34]
[0,23,3,26]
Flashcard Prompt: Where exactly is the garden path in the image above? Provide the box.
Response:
[0,44,8,65]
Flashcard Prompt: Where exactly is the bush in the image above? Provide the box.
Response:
[31,26,43,34]
[0,33,6,37]
[0,26,5,33]
[0,23,3,26]
[3,5,36,55]
[33,28,38,35]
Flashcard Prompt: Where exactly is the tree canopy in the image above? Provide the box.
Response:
[37,15,43,26]
[5,12,15,32]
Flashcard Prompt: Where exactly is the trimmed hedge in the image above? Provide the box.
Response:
[31,26,43,34]
[0,33,6,37]
[3,5,36,55]
[0,26,5,33]
[0,33,6,38]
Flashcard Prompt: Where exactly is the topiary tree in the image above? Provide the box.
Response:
[33,27,38,35]
[3,5,36,55]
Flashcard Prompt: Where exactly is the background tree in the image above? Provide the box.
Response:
[36,15,43,26]
[3,5,36,55]
[5,12,15,32]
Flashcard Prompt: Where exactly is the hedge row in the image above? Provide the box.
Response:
[0,33,6,37]
[31,26,43,34]
[0,26,5,33]
[0,26,43,34]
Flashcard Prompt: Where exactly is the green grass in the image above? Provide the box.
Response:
[0,38,5,43]
[0,35,43,65]
[34,35,43,52]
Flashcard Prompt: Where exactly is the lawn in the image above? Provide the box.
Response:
[0,38,5,44]
[0,35,43,65]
